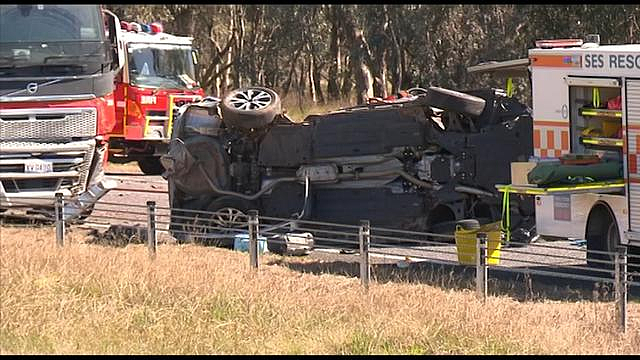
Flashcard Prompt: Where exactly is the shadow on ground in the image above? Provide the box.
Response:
[266,256,640,302]
[85,225,149,247]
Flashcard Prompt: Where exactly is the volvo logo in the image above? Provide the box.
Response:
[26,82,38,94]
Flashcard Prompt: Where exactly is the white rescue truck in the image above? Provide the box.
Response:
[470,37,640,268]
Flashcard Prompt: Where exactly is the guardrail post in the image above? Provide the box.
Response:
[476,232,488,302]
[147,201,157,260]
[54,192,64,247]
[359,220,371,290]
[615,246,628,333]
[248,210,259,270]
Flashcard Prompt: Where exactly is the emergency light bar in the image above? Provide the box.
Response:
[535,39,583,49]
[120,21,164,34]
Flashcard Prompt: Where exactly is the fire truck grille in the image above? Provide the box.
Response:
[0,140,95,195]
[0,108,97,140]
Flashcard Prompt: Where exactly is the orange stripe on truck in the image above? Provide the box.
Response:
[561,130,569,151]
[546,130,555,150]
[530,55,581,68]
[533,120,569,127]
[533,129,541,149]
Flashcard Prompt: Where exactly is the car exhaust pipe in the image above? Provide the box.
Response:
[454,185,496,198]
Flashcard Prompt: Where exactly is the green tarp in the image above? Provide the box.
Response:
[527,161,622,186]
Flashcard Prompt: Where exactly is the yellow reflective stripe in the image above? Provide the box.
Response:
[501,185,511,243]
[581,138,623,147]
[506,77,513,97]
[593,87,600,108]
[496,181,624,195]
[168,94,175,138]
[580,109,622,117]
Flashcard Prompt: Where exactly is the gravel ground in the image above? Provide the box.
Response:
[87,167,590,270]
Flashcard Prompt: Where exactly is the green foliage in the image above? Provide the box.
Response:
[106,5,640,103]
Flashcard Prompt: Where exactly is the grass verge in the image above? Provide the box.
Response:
[1,227,638,354]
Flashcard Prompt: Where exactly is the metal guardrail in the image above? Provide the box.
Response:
[1,192,637,334]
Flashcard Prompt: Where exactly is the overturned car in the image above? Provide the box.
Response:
[161,86,535,248]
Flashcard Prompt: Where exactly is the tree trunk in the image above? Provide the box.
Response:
[282,47,302,98]
[308,54,317,103]
[326,5,341,100]
[298,56,306,98]
[364,6,387,98]
[386,6,402,95]
[352,31,372,105]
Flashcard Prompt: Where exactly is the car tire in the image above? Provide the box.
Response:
[137,156,165,175]
[425,87,486,117]
[203,196,256,248]
[220,87,281,130]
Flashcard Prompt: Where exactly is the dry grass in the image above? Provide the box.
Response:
[1,226,639,354]
[280,96,353,123]
[105,161,141,174]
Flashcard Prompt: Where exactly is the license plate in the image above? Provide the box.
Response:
[24,159,53,173]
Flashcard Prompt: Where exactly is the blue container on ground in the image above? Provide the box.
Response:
[233,233,268,253]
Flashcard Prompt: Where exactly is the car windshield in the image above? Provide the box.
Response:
[128,44,197,90]
[0,5,109,76]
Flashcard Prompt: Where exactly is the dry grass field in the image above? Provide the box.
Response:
[1,226,639,354]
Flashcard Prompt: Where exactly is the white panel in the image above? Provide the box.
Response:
[565,77,620,88]
[626,79,640,232]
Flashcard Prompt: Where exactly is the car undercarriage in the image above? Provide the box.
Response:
[161,86,535,247]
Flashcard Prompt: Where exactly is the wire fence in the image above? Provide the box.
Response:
[1,192,639,333]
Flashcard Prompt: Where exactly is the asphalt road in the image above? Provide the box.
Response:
[91,168,590,269]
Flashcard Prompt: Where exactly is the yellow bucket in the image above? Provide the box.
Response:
[454,221,502,265]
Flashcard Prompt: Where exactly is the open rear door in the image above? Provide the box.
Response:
[625,78,640,245]
[467,58,530,77]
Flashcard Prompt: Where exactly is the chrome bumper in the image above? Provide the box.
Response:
[0,139,115,219]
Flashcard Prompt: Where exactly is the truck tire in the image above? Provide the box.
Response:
[220,87,281,130]
[137,156,165,175]
[585,204,617,269]
[425,87,486,117]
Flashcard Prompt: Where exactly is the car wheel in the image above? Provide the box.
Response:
[199,196,255,248]
[137,156,165,175]
[425,87,486,117]
[220,87,281,130]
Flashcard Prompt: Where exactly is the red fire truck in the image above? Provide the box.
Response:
[108,21,204,175]
[0,4,124,220]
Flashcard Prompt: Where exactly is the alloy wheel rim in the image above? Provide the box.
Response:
[228,89,272,111]
[212,207,245,228]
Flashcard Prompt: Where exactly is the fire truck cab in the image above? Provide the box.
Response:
[472,37,640,267]
[108,21,204,175]
[0,5,123,221]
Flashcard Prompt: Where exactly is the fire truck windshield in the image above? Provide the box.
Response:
[127,44,198,90]
[0,4,110,77]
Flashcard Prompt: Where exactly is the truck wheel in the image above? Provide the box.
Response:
[585,205,617,269]
[220,87,281,130]
[425,87,486,117]
[137,156,165,175]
